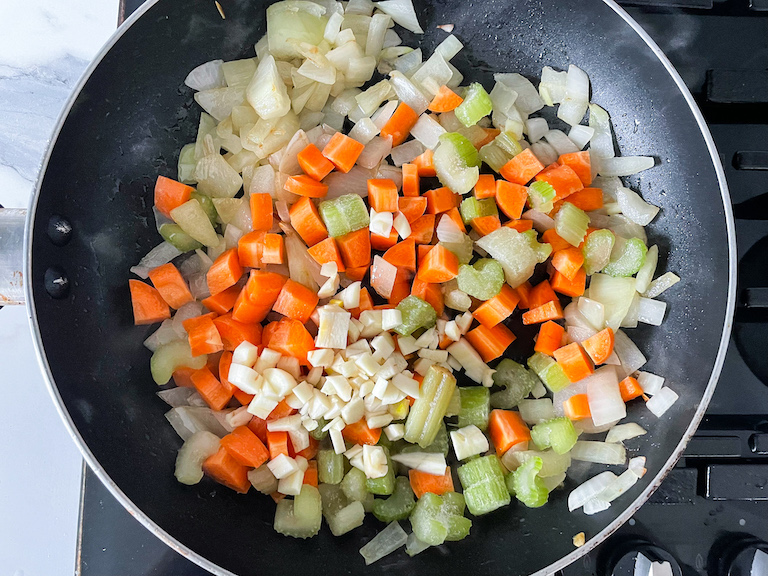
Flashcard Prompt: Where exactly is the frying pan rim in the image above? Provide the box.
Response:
[24,1,737,574]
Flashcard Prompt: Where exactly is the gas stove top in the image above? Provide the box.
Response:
[77,1,768,574]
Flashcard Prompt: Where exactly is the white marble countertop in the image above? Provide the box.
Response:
[0,2,118,575]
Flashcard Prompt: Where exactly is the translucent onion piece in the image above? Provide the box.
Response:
[389,71,430,115]
[494,73,544,114]
[615,186,660,226]
[544,129,579,155]
[568,124,595,150]
[595,467,640,504]
[589,274,636,331]
[376,0,424,33]
[489,81,518,117]
[644,272,681,299]
[577,297,605,331]
[365,13,391,57]
[283,227,321,291]
[348,117,380,145]
[436,214,465,244]
[530,141,559,166]
[568,471,617,512]
[145,319,180,352]
[357,136,393,170]
[638,297,666,326]
[130,242,182,279]
[157,386,196,408]
[570,441,627,465]
[589,103,615,160]
[165,406,229,441]
[185,60,226,91]
[586,366,626,427]
[613,329,647,374]
[595,156,655,177]
[583,497,611,515]
[557,65,590,126]
[390,140,425,167]
[634,244,659,295]
[247,54,291,120]
[525,117,548,143]
[539,66,567,106]
[411,52,452,97]
[607,214,647,244]
[521,209,556,232]
[636,371,664,395]
[359,521,408,565]
[371,255,398,298]
[605,423,647,444]
[393,47,422,75]
[410,113,446,150]
[372,100,399,130]
[646,387,678,417]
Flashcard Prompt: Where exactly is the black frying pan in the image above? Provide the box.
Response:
[24,0,735,574]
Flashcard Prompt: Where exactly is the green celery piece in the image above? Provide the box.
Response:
[603,237,648,277]
[159,223,203,252]
[527,352,571,392]
[373,476,416,522]
[530,417,578,455]
[434,132,481,195]
[582,229,615,275]
[342,468,370,501]
[494,131,523,157]
[455,82,493,127]
[474,227,541,288]
[310,418,329,440]
[191,190,219,225]
[409,492,472,546]
[521,229,553,262]
[318,198,346,237]
[318,484,365,536]
[150,340,207,385]
[459,197,498,224]
[319,483,347,517]
[528,181,556,213]
[273,484,322,538]
[457,259,504,301]
[318,449,344,484]
[505,472,516,495]
[458,386,491,431]
[318,193,369,238]
[502,449,571,478]
[366,447,395,496]
[394,296,437,337]
[439,235,474,265]
[490,359,541,409]
[554,202,590,247]
[457,455,510,516]
[177,142,197,184]
[170,199,220,247]
[510,457,549,508]
[404,366,457,448]
[479,142,511,173]
[397,422,449,456]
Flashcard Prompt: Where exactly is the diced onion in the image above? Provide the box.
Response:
[359,521,408,565]
[130,242,182,279]
[586,366,626,427]
[409,113,446,149]
[357,136,393,169]
[185,60,226,91]
[376,0,424,34]
[605,422,647,444]
[588,103,615,160]
[390,140,425,167]
[613,329,647,374]
[568,471,617,511]
[530,141,558,166]
[525,117,548,143]
[494,73,544,114]
[568,124,594,150]
[637,371,664,396]
[646,387,679,417]
[637,297,666,326]
[370,255,398,298]
[521,209,555,232]
[391,452,447,475]
[644,272,681,299]
[595,468,641,504]
[389,71,430,115]
[583,497,610,515]
[615,186,660,226]
[634,244,659,295]
[157,386,196,408]
[570,440,627,465]
[436,214,465,243]
[557,65,590,126]
[544,129,579,155]
[595,156,655,177]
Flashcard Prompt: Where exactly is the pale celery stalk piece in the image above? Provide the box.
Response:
[319,483,366,536]
[582,229,616,275]
[530,417,578,454]
[555,202,590,247]
[159,224,203,253]
[455,82,493,127]
[457,455,511,516]
[174,431,221,485]
[190,191,219,224]
[510,456,549,508]
[405,366,457,448]
[177,143,197,184]
[318,449,345,484]
[434,132,480,195]
[211,197,243,225]
[459,197,498,223]
[394,296,437,337]
[170,199,220,247]
[479,141,511,172]
[274,484,323,538]
[528,181,556,213]
[151,340,207,385]
[501,449,572,478]
[458,386,491,430]
[604,236,648,277]
[439,235,474,265]
[476,227,548,288]
[456,259,504,300]
[409,491,472,546]
[495,131,523,157]
[527,352,571,392]
[491,359,541,409]
[319,194,370,237]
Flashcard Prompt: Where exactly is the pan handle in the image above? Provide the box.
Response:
[0,208,26,306]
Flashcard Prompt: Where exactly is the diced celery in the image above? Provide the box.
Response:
[457,455,511,516]
[319,483,366,536]
[501,449,572,478]
[373,476,416,522]
[310,418,329,440]
[479,142,512,173]
[490,359,541,409]
[505,473,516,495]
[150,340,207,385]
[366,447,395,496]
[409,492,472,546]
[439,235,474,265]
[494,131,523,157]
[342,468,371,501]
[456,259,504,301]
[405,366,457,448]
[530,417,578,455]
[318,449,344,484]
[274,484,322,538]
[604,237,648,277]
[509,457,549,508]
[521,229,554,262]
[211,197,243,224]
[527,352,571,392]
[396,422,450,456]
[177,143,198,184]
[159,223,203,253]
[434,132,481,195]
[319,194,370,237]
[459,197,498,223]
[582,229,615,275]
[394,296,437,337]
[455,82,493,127]
[554,202,590,247]
[191,191,219,225]
[528,181,556,213]
[475,227,547,288]
[458,386,491,431]
[170,199,220,247]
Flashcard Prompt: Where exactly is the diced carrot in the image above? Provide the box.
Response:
[408,214,436,244]
[247,417,268,443]
[504,219,534,232]
[307,236,345,272]
[341,419,381,445]
[551,247,585,281]
[221,426,270,468]
[411,277,444,316]
[444,207,467,233]
[370,228,399,251]
[383,238,416,272]
[425,187,460,214]
[343,266,367,282]
[619,376,644,402]
[232,271,287,324]
[475,128,500,149]
[284,174,329,198]
[535,163,584,201]
[563,187,603,212]
[472,284,520,328]
[428,85,463,113]
[188,316,224,357]
[540,229,571,253]
[232,291,270,325]
[417,245,431,267]
[553,342,595,382]
[350,287,374,318]
[470,215,501,236]
[495,180,528,220]
[337,227,371,269]
[488,409,531,454]
[154,176,193,218]
[534,321,565,356]
[515,281,532,310]
[473,174,496,199]
[237,230,265,268]
[183,312,218,334]
[413,149,436,177]
[500,148,545,185]
[295,436,320,460]
[563,394,592,421]
[207,248,243,296]
[273,279,319,323]
[417,245,458,283]
[297,143,335,181]
[582,328,615,365]
[368,179,398,212]
[129,279,171,325]
[250,193,274,231]
[380,102,418,147]
[528,280,558,310]
[206,351,223,379]
[267,399,297,421]
[322,132,365,173]
[173,366,197,388]
[213,313,262,350]
[398,196,428,223]
[522,300,564,325]
[289,196,327,247]
[261,233,284,265]
[402,163,420,197]
[409,467,454,498]
[558,151,592,187]
[202,285,241,314]
[202,447,250,494]
[218,351,235,393]
[551,268,587,298]
[267,430,290,459]
[147,263,193,310]
[466,323,516,362]
[302,460,319,487]
[190,366,232,410]
[389,269,412,306]
[263,318,315,364]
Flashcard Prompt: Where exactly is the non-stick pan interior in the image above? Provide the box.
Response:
[29,1,732,574]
